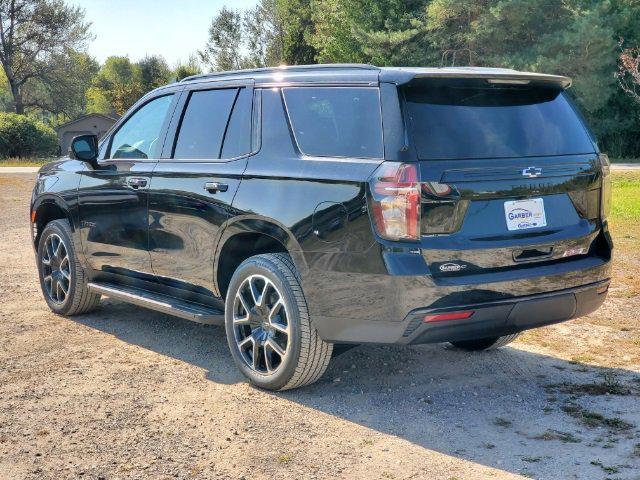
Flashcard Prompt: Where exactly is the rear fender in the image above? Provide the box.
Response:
[214,215,307,293]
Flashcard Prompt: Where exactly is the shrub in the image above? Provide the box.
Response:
[0,113,58,158]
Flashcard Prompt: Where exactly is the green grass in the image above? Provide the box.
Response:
[0,157,52,167]
[612,157,640,163]
[532,429,582,443]
[561,402,634,431]
[610,171,640,222]
[611,157,640,163]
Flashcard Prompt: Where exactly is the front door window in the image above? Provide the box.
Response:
[110,94,174,159]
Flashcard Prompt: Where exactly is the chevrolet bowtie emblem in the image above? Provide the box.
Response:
[522,166,543,178]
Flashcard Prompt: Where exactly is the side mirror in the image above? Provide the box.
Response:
[69,134,99,167]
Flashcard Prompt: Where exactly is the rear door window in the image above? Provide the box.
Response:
[283,87,383,159]
[404,81,595,160]
[173,88,238,159]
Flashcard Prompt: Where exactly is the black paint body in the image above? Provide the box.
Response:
[31,66,612,345]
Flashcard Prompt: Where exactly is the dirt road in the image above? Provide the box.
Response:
[1,173,639,480]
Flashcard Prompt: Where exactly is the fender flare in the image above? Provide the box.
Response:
[214,215,308,294]
[31,193,76,241]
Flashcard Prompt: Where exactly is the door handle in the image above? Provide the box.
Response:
[127,177,148,189]
[204,181,228,193]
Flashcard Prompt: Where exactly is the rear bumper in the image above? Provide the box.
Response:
[301,226,612,344]
[312,278,609,345]
[401,279,609,345]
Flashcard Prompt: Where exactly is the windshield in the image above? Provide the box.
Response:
[404,81,595,160]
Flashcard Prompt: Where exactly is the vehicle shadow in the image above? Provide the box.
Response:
[72,299,640,480]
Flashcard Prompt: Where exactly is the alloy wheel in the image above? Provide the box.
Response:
[41,233,71,304]
[232,274,290,374]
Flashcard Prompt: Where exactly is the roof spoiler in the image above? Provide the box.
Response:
[380,67,572,89]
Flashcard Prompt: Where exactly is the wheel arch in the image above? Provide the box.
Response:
[31,195,74,248]
[214,216,307,299]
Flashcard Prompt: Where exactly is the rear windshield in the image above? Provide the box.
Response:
[404,81,594,160]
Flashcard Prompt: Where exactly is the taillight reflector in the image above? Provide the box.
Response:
[424,311,475,323]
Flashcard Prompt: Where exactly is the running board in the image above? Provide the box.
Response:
[87,282,225,326]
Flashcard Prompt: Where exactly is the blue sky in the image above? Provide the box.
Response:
[71,0,259,66]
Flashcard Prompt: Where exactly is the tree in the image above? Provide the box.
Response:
[86,56,141,115]
[279,0,316,64]
[244,0,285,68]
[0,67,15,111]
[199,6,244,71]
[174,54,202,81]
[421,0,491,66]
[138,55,171,92]
[0,0,92,114]
[307,0,640,157]
[315,0,428,65]
[200,1,285,72]
[617,42,640,104]
[23,51,99,119]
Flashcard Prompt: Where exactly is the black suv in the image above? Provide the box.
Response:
[31,64,612,390]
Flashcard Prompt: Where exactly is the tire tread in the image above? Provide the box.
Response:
[266,253,333,390]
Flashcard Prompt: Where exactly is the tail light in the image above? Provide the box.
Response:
[598,154,611,221]
[369,162,420,241]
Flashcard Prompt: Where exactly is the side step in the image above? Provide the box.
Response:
[87,282,225,326]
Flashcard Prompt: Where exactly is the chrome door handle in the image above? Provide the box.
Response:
[204,181,228,193]
[127,177,148,189]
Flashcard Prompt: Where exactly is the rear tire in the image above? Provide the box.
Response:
[224,253,333,391]
[450,333,520,351]
[37,219,100,316]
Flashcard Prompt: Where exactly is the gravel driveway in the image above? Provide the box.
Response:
[1,173,639,480]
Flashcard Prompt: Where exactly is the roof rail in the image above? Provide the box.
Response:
[180,63,379,83]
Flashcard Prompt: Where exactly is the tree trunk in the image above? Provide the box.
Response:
[12,86,24,114]
[8,77,24,114]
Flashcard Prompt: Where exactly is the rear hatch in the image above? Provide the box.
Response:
[401,78,607,278]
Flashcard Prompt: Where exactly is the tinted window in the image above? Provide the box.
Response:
[261,89,294,154]
[221,87,252,158]
[110,94,173,159]
[283,87,383,158]
[174,88,237,159]
[404,82,594,160]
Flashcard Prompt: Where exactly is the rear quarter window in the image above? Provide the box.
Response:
[404,81,595,160]
[221,87,253,159]
[283,87,383,159]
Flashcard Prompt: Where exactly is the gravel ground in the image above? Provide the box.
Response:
[1,173,639,480]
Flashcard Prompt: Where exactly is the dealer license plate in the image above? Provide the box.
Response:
[504,198,547,231]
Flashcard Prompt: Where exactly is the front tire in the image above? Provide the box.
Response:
[450,333,520,351]
[37,219,100,316]
[225,253,333,391]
